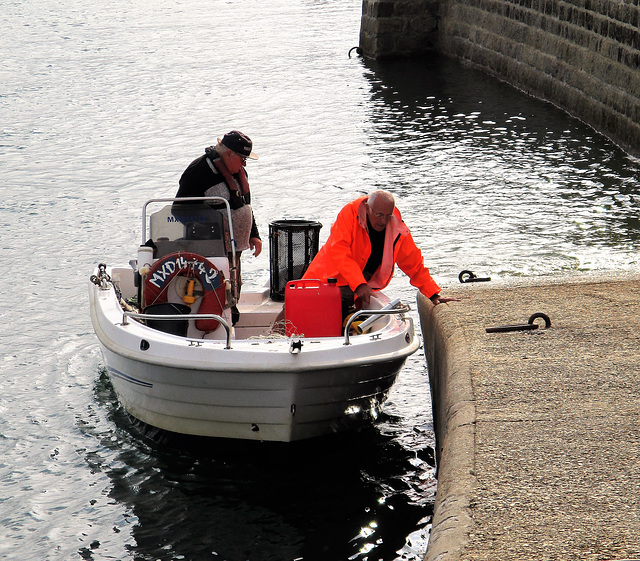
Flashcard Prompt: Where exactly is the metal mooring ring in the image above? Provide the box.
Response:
[459,270,491,283]
[528,312,551,329]
[486,312,551,333]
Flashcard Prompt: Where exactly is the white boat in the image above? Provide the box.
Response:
[88,197,419,442]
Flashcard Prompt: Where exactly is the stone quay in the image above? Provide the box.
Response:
[418,274,640,560]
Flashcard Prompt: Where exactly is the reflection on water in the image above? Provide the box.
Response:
[84,372,435,561]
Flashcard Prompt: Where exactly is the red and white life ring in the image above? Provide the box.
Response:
[143,251,226,333]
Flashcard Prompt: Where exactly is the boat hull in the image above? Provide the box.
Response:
[101,347,407,442]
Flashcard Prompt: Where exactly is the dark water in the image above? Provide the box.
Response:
[85,374,434,561]
[2,0,640,559]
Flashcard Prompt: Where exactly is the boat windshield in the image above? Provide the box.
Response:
[149,203,227,258]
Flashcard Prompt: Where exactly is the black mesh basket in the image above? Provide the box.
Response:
[269,220,322,301]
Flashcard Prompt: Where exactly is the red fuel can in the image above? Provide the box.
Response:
[285,278,342,337]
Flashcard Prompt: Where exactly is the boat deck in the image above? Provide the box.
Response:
[235,286,282,338]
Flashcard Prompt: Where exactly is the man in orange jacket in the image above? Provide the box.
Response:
[302,190,458,314]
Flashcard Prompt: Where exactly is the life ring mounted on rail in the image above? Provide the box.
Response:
[143,251,227,333]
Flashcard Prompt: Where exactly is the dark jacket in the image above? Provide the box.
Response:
[175,148,260,240]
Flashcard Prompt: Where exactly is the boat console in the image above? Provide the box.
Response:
[149,203,227,259]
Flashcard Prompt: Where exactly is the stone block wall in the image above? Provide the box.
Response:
[360,0,440,56]
[360,0,640,157]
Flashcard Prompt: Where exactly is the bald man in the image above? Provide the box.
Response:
[302,190,458,315]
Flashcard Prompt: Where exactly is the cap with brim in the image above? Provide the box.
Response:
[219,130,259,160]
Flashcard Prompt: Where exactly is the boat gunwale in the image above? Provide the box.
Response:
[89,279,419,374]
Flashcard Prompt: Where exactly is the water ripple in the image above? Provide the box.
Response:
[2,0,640,559]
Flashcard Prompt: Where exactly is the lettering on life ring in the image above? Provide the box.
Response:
[143,252,226,333]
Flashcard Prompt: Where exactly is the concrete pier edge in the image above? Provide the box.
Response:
[418,291,477,561]
[417,271,640,560]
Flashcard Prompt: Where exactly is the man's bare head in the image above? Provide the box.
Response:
[366,190,395,232]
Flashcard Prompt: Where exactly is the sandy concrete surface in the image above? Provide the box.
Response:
[418,274,640,561]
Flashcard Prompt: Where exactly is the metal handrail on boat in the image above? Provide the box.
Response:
[121,311,232,349]
[343,302,411,346]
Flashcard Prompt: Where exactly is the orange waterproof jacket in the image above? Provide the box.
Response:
[303,196,441,298]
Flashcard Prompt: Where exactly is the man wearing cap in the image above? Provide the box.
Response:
[175,131,261,323]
